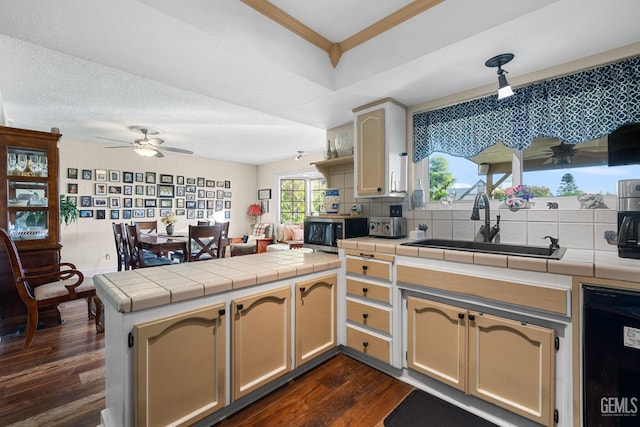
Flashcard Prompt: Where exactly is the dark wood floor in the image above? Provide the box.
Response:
[0,300,413,427]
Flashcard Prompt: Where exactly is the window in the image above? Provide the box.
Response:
[279,176,326,223]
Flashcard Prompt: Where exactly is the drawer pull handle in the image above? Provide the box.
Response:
[457,313,464,320]
[359,253,375,259]
[362,287,368,294]
[363,341,369,348]
[363,313,369,319]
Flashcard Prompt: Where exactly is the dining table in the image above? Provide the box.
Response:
[139,233,188,259]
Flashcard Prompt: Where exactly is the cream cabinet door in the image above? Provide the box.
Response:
[407,296,467,392]
[295,274,337,366]
[133,303,227,427]
[232,286,291,401]
[356,108,385,196]
[468,311,555,427]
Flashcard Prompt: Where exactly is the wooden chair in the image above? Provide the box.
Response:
[0,227,102,348]
[215,221,230,258]
[134,220,157,234]
[187,225,222,262]
[112,222,130,271]
[197,220,210,225]
[125,224,172,268]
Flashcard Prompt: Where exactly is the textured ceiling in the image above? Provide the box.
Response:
[0,0,639,165]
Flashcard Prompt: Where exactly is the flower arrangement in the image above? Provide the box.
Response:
[161,211,177,225]
[501,184,534,201]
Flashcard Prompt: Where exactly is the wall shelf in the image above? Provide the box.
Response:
[311,156,354,184]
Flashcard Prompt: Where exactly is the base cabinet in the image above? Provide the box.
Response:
[232,286,291,401]
[407,296,556,427]
[295,274,337,366]
[133,304,227,427]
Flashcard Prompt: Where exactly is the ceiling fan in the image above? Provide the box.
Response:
[96,127,194,157]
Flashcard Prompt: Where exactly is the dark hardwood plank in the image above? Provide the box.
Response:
[1,299,413,427]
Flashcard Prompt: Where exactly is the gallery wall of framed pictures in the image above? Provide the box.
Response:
[68,168,232,222]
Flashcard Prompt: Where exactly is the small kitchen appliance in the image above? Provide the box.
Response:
[617,179,640,258]
[303,215,368,253]
[368,216,407,238]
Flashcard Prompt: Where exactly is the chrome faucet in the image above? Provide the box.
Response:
[471,193,500,242]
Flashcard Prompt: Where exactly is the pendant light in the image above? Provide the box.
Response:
[485,53,514,99]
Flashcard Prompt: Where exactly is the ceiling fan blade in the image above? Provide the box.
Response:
[104,145,134,149]
[157,146,194,155]
[96,136,131,144]
[154,150,164,158]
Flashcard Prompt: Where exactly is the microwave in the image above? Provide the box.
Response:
[303,216,369,253]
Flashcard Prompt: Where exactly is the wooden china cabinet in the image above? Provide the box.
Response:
[0,126,62,336]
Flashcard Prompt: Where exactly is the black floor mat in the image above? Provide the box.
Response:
[384,390,498,427]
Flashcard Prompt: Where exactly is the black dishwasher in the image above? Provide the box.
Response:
[583,286,640,426]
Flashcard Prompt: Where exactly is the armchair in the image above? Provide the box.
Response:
[230,223,273,256]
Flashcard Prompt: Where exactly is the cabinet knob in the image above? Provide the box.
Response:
[468,314,475,321]
[363,341,369,348]
[237,303,244,311]
[377,187,382,193]
[362,265,368,273]
[300,287,306,293]
[362,287,368,294]
[363,313,369,319]
[458,313,464,320]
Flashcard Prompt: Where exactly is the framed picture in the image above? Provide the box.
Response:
[144,199,157,208]
[186,193,196,201]
[186,200,197,209]
[93,197,107,207]
[258,188,271,200]
[159,208,171,217]
[216,190,225,199]
[224,180,231,189]
[157,184,174,198]
[187,209,195,219]
[123,171,134,183]
[110,210,120,220]
[67,183,78,194]
[261,200,269,214]
[225,200,231,209]
[96,209,106,220]
[159,199,172,208]
[123,197,133,208]
[224,210,231,219]
[177,176,184,185]
[135,198,144,208]
[206,200,214,209]
[95,183,107,195]
[185,185,196,193]
[176,198,185,208]
[67,168,78,179]
[215,200,223,211]
[66,196,77,206]
[197,177,205,187]
[123,209,132,219]
[79,209,93,218]
[145,172,156,184]
[186,177,196,185]
[175,209,185,216]
[176,186,185,197]
[135,185,145,195]
[109,197,120,208]
[146,209,155,218]
[95,169,108,182]
[160,174,173,184]
[197,200,205,209]
[123,185,133,195]
[206,190,215,198]
[82,169,92,180]
[80,195,92,207]
[146,185,156,197]
[198,189,205,198]
[216,181,225,187]
[109,170,120,182]
[207,210,214,218]
[197,210,204,219]
[108,185,122,194]
[224,191,232,198]
[135,172,144,182]
[133,209,145,218]
[206,180,215,187]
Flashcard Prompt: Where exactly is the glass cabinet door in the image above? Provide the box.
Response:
[7,147,48,178]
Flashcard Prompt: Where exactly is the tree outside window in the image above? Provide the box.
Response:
[280,177,326,224]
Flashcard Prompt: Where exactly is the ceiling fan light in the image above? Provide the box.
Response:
[134,147,158,157]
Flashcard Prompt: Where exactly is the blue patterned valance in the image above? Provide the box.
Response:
[412,55,640,162]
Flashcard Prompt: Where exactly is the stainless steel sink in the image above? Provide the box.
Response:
[401,239,566,260]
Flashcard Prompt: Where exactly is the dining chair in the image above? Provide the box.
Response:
[187,224,222,262]
[134,220,157,234]
[0,227,102,348]
[215,221,230,258]
[197,220,210,225]
[112,222,130,271]
[126,224,172,268]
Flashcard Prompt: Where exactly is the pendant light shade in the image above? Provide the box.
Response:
[485,53,515,100]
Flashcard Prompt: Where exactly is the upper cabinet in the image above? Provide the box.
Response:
[353,99,407,198]
[0,126,61,254]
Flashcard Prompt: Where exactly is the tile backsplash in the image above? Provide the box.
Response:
[328,169,618,251]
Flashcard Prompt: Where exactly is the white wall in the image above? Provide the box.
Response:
[58,137,257,275]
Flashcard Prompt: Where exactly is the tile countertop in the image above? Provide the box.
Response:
[339,236,640,284]
[94,250,341,313]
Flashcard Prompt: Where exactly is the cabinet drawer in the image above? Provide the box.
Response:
[346,278,390,304]
[346,326,390,364]
[347,299,390,334]
[346,257,391,281]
